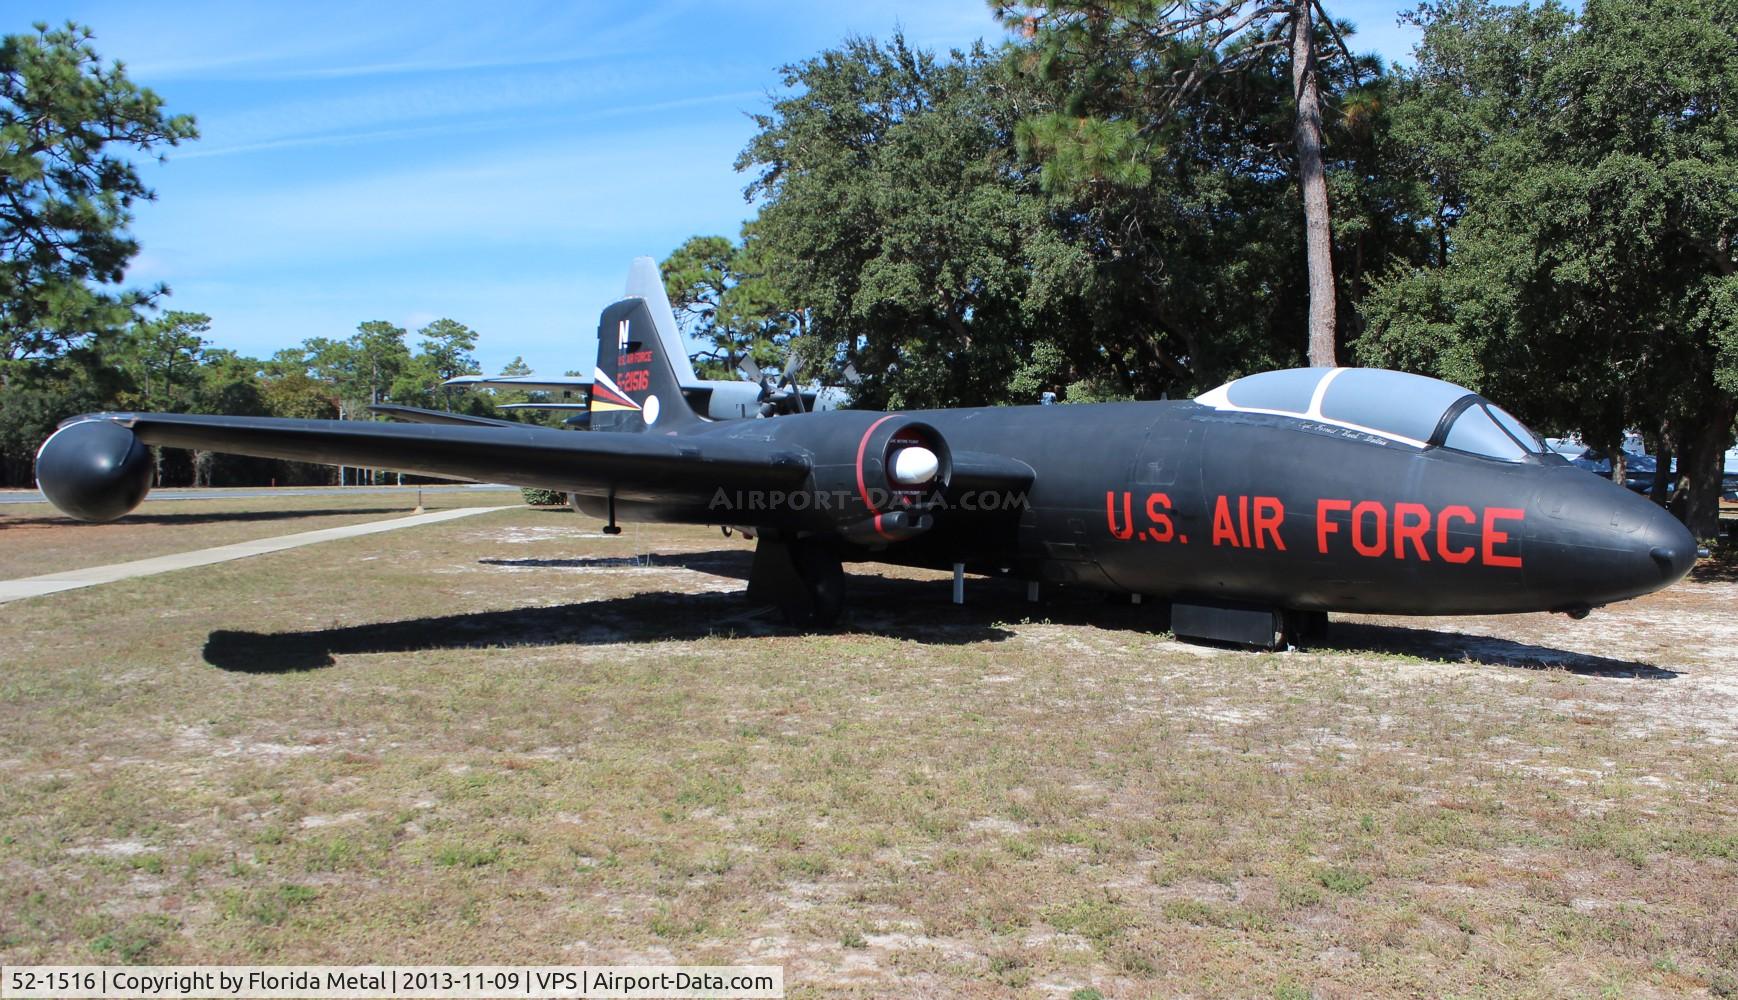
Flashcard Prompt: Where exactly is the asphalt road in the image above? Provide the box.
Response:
[0,484,520,505]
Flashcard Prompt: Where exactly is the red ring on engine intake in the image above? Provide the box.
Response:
[855,414,899,538]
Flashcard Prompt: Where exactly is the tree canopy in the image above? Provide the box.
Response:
[735,35,1067,408]
[660,234,797,379]
[998,0,1372,367]
[0,22,197,363]
[731,22,1423,407]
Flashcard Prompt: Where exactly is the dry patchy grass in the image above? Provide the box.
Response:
[0,503,1734,997]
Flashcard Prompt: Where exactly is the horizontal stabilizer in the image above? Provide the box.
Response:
[368,404,524,428]
[444,374,592,397]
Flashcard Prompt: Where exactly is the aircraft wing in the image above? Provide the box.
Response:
[42,412,810,514]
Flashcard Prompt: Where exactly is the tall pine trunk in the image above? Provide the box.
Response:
[1290,1,1338,367]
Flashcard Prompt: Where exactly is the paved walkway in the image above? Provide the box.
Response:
[0,484,517,504]
[0,506,502,603]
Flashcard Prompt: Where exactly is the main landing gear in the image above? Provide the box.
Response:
[747,535,845,627]
[1282,609,1330,646]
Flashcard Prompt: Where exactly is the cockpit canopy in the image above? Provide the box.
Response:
[1194,367,1547,462]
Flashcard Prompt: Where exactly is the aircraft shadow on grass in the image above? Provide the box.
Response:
[203,549,1008,672]
[1319,622,1677,680]
[204,548,1676,679]
[1,507,417,528]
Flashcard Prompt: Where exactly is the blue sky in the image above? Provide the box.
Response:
[23,1,1424,376]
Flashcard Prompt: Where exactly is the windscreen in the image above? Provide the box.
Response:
[1444,404,1529,462]
[1488,405,1545,454]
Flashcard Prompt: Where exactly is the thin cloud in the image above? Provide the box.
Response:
[138,119,757,282]
[179,89,764,160]
[123,1,692,81]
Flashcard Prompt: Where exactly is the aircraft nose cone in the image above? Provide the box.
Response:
[1639,504,1697,585]
[1528,470,1697,610]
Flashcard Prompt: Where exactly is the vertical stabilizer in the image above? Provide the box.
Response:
[624,256,700,385]
[590,298,701,433]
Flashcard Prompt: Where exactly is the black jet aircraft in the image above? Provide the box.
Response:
[34,293,1698,647]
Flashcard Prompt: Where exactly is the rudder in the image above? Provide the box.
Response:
[624,256,700,385]
[590,298,700,433]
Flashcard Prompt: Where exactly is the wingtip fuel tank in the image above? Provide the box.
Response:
[35,417,153,523]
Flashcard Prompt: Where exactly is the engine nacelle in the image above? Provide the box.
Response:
[801,416,952,544]
[35,419,154,522]
[700,414,953,543]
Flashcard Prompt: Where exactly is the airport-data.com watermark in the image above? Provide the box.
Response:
[0,965,783,999]
[707,487,1028,513]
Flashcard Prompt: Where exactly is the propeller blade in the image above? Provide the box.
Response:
[737,356,763,382]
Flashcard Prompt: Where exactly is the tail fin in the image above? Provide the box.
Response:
[624,256,700,385]
[590,298,701,433]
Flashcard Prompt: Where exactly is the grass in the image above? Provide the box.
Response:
[1315,867,1373,896]
[0,497,1735,995]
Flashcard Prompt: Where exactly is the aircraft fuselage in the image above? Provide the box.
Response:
[598,400,1695,618]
